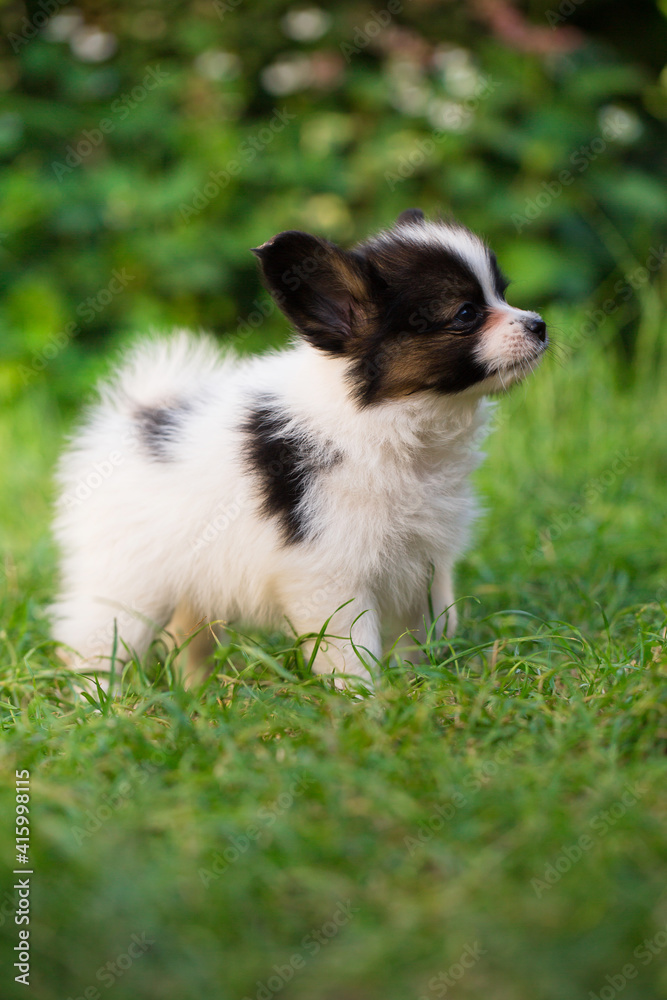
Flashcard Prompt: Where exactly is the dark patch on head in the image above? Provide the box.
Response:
[348,332,489,406]
[135,402,190,461]
[348,232,491,404]
[253,218,510,406]
[242,396,341,544]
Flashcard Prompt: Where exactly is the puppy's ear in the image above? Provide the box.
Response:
[396,208,425,226]
[252,231,372,354]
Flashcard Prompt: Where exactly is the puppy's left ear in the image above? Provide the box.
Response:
[252,231,373,355]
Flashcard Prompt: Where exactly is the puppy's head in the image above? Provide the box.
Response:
[253,209,548,405]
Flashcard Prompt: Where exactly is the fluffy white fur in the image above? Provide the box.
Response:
[51,217,546,687]
[52,333,489,686]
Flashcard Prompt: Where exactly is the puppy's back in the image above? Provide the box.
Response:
[98,330,233,414]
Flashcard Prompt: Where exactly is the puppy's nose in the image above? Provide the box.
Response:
[524,316,547,342]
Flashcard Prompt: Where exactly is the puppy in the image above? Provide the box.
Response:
[51,209,547,688]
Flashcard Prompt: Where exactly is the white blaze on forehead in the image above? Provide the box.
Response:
[373,221,502,304]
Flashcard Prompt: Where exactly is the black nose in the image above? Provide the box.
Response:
[525,316,547,342]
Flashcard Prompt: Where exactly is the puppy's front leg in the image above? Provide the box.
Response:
[284,588,380,689]
[164,601,221,689]
[429,565,458,637]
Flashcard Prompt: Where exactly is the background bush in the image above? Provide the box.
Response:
[1,0,666,411]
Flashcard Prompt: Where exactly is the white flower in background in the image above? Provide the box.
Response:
[43,11,83,42]
[598,104,642,144]
[261,55,312,95]
[427,97,471,132]
[390,81,429,115]
[434,46,481,99]
[281,7,331,42]
[194,50,242,82]
[387,58,430,116]
[70,26,117,62]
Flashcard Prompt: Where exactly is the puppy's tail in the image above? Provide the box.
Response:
[99,329,228,412]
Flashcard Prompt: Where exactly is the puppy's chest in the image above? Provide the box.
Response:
[240,398,475,548]
[330,447,470,534]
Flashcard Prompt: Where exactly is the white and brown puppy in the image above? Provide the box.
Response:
[51,209,547,687]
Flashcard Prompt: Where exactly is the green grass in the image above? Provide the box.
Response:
[1,302,667,1000]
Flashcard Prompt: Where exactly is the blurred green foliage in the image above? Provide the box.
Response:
[0,0,665,407]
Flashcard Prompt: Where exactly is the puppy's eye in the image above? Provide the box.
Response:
[455,303,477,323]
